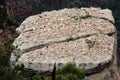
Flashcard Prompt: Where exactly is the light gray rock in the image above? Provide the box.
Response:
[10,8,118,79]
[81,7,115,23]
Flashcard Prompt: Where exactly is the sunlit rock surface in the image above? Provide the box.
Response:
[10,8,118,80]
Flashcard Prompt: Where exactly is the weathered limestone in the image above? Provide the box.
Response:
[10,8,118,79]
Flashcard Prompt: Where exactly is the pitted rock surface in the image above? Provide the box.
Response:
[10,8,116,74]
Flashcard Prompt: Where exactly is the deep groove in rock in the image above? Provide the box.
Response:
[22,32,115,53]
[100,17,114,24]
[23,34,93,53]
[107,32,115,37]
[92,16,114,24]
[83,10,114,24]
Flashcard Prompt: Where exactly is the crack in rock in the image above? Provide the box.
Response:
[23,33,94,53]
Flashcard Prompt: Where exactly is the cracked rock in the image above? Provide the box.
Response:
[10,8,117,78]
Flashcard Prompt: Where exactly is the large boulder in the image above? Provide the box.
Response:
[10,8,118,79]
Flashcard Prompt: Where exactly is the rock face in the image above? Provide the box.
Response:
[10,8,118,79]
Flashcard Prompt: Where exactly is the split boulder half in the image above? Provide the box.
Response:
[10,8,118,79]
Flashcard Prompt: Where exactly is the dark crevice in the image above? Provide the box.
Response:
[86,55,113,76]
[98,17,114,24]
[21,32,115,54]
[83,10,114,25]
[22,34,93,53]
[107,32,115,37]
[59,34,91,43]
[91,16,114,24]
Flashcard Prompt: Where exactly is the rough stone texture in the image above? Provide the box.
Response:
[10,8,118,79]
